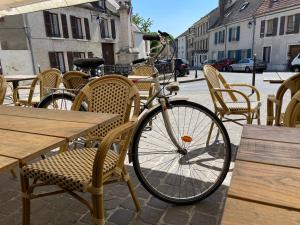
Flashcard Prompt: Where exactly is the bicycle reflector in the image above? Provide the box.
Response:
[181,136,193,143]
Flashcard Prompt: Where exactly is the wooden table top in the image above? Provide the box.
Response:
[221,125,300,225]
[0,129,65,162]
[0,156,18,174]
[0,105,118,124]
[4,75,36,82]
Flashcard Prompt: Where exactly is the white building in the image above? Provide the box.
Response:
[209,0,263,63]
[176,31,188,61]
[254,0,300,71]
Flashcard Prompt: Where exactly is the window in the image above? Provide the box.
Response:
[67,52,86,71]
[49,52,65,72]
[111,19,116,39]
[70,16,84,39]
[100,18,110,38]
[287,15,296,33]
[215,30,225,44]
[266,18,278,36]
[229,26,240,41]
[240,2,249,11]
[44,11,60,37]
[263,46,271,63]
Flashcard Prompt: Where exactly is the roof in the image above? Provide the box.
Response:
[256,0,300,15]
[175,30,189,39]
[210,0,264,29]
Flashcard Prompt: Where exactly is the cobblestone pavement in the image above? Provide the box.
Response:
[1,72,280,225]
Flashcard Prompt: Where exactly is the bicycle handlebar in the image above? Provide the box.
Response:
[143,34,160,41]
[132,58,147,65]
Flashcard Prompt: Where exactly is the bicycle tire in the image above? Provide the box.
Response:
[37,92,86,111]
[131,100,231,205]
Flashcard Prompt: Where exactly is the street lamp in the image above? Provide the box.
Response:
[251,53,256,94]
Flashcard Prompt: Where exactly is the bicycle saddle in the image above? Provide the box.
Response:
[74,58,105,69]
[165,81,180,93]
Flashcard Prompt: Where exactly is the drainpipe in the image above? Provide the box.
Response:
[23,14,37,74]
[251,17,256,59]
[224,24,228,58]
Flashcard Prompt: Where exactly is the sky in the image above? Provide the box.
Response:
[132,0,219,38]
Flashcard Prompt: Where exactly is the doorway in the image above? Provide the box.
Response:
[102,43,115,65]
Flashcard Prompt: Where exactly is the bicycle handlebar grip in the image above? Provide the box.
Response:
[143,34,160,41]
[158,30,170,37]
[132,58,147,65]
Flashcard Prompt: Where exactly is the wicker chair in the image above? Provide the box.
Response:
[13,69,62,106]
[0,76,7,105]
[63,71,89,91]
[21,75,141,225]
[203,65,261,125]
[130,65,157,108]
[266,73,300,126]
[283,90,300,127]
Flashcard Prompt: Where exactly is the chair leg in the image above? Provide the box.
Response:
[21,173,30,225]
[246,114,252,124]
[10,169,17,178]
[92,193,105,225]
[122,167,141,211]
[206,122,214,146]
[257,108,261,125]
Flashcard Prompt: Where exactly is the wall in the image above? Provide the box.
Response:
[133,32,149,59]
[177,35,187,61]
[254,7,300,71]
[0,50,34,75]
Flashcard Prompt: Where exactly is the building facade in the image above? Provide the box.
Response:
[176,31,187,61]
[254,0,300,71]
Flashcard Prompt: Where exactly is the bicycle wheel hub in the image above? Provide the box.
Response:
[181,135,193,143]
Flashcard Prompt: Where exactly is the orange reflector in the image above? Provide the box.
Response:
[181,136,193,142]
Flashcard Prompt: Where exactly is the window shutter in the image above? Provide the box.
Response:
[294,13,300,33]
[247,49,252,58]
[229,28,232,42]
[214,32,217,45]
[88,52,93,58]
[70,16,77,39]
[61,14,69,38]
[279,16,285,35]
[273,18,278,36]
[48,52,57,68]
[100,19,105,38]
[67,52,73,71]
[260,20,265,38]
[84,18,91,40]
[237,26,240,41]
[111,19,116,39]
[43,11,52,37]
[236,50,241,61]
[218,31,221,43]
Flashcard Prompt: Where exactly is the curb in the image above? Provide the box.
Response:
[178,78,205,84]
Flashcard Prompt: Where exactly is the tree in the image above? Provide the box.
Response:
[132,13,153,33]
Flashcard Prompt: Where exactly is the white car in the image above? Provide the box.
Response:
[291,53,300,72]
[228,58,267,73]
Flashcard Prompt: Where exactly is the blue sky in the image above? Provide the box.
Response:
[132,0,219,37]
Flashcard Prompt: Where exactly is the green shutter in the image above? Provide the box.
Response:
[260,20,265,38]
[236,26,240,41]
[247,49,252,58]
[214,32,218,45]
[228,28,232,42]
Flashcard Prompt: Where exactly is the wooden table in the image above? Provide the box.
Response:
[0,106,119,172]
[4,75,36,89]
[263,72,295,83]
[221,125,300,225]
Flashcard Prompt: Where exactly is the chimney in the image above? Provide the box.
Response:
[219,0,226,21]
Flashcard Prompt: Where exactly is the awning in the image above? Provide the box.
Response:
[0,0,117,17]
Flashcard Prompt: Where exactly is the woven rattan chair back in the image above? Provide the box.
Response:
[267,73,300,125]
[38,68,62,97]
[0,76,7,105]
[283,90,300,127]
[130,65,158,91]
[203,65,237,111]
[72,75,140,140]
[63,71,89,91]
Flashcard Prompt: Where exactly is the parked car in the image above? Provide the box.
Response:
[291,53,300,72]
[199,59,216,70]
[212,58,236,71]
[154,59,172,74]
[174,58,189,76]
[228,58,267,73]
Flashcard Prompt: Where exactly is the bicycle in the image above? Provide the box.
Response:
[128,31,231,205]
[37,31,231,205]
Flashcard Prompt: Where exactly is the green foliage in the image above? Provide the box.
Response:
[132,13,153,33]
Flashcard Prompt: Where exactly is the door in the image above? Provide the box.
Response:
[101,43,115,65]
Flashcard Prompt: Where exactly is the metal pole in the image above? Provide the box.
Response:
[195,54,198,78]
[252,54,256,94]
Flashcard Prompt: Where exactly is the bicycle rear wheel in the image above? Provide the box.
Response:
[37,92,86,111]
[131,100,231,204]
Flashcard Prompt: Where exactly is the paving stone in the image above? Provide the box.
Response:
[190,211,218,225]
[120,196,145,211]
[147,197,170,209]
[108,208,135,225]
[163,208,190,225]
[135,186,151,199]
[137,206,164,225]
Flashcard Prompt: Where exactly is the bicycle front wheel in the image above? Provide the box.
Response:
[132,100,231,204]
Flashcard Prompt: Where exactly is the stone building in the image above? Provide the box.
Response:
[254,0,300,71]
[176,31,188,61]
